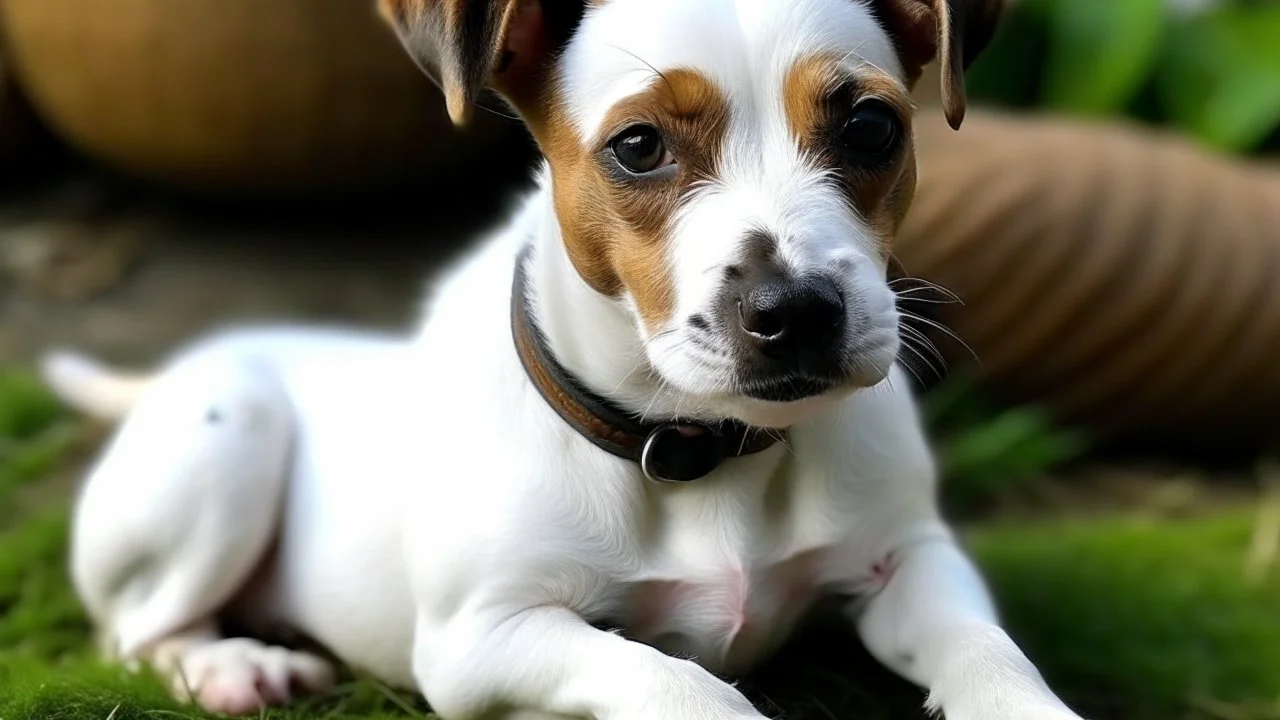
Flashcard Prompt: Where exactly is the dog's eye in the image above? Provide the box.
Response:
[839,100,901,164]
[610,125,672,174]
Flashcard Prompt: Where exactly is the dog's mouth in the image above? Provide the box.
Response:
[727,334,897,404]
[658,328,898,409]
[735,374,840,403]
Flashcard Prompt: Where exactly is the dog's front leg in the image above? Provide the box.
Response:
[413,605,767,720]
[853,535,1085,720]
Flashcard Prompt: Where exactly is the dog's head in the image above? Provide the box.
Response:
[382,0,1001,427]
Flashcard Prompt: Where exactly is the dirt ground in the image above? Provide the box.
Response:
[0,156,530,367]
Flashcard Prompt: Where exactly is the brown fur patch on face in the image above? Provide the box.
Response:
[529,68,731,331]
[783,54,918,256]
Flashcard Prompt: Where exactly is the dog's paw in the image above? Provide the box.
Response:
[926,625,1087,720]
[166,638,336,715]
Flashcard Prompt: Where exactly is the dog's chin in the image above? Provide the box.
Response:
[727,364,894,428]
[736,375,842,403]
[651,357,894,430]
[717,391,846,430]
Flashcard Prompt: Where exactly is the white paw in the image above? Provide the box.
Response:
[165,638,336,715]
[927,625,1087,720]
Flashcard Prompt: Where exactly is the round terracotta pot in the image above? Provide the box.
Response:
[899,107,1280,452]
[0,0,519,195]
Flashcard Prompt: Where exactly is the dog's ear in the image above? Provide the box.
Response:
[870,0,1004,130]
[377,0,579,126]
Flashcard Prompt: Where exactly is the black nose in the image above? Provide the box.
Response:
[737,274,845,359]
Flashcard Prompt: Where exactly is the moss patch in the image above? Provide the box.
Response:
[973,514,1280,720]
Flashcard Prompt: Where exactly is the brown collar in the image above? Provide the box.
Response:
[511,246,782,482]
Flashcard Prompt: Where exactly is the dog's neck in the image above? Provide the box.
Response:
[523,183,692,423]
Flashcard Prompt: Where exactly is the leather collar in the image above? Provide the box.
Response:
[511,246,781,482]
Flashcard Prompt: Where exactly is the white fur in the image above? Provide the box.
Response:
[49,1,1085,719]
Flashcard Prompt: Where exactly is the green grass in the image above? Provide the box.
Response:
[924,372,1089,515]
[1,365,1278,720]
[0,370,81,524]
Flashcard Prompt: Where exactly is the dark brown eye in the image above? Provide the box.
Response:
[610,125,670,174]
[839,100,901,164]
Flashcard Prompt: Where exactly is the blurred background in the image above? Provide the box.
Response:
[0,1,1278,719]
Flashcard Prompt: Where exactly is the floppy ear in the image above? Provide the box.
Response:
[377,0,575,126]
[870,0,1004,130]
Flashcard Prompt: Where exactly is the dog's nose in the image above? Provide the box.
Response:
[737,274,845,359]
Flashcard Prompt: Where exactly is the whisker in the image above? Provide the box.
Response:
[899,341,942,384]
[640,376,670,423]
[610,45,677,108]
[606,330,673,397]
[888,278,963,305]
[608,356,651,397]
[895,352,928,387]
[900,311,980,365]
[894,289,961,306]
[767,428,795,458]
[899,324,947,371]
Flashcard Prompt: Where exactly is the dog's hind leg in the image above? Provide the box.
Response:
[66,352,334,714]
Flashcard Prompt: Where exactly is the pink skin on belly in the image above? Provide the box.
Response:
[866,551,900,593]
[625,552,838,653]
[629,550,899,640]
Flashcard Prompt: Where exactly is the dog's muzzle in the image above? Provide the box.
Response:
[719,258,855,402]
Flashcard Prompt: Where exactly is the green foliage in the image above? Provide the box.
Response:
[1041,0,1166,115]
[925,374,1088,514]
[1156,6,1280,151]
[967,0,1280,153]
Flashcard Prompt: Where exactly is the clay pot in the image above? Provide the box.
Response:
[899,107,1280,451]
[0,0,520,195]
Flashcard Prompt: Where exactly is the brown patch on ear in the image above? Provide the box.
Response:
[866,0,1004,129]
[378,0,580,126]
[531,69,731,331]
[935,0,1004,129]
[783,57,916,257]
[377,0,413,28]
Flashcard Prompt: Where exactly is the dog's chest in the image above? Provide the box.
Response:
[620,551,828,673]
[608,479,846,673]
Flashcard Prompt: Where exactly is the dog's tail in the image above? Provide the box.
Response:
[39,350,151,422]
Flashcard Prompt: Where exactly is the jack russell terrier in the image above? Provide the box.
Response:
[41,1,1088,718]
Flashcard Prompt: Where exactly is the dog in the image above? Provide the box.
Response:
[41,1,1088,718]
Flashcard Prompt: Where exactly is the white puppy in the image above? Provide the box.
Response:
[43,1,1088,718]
